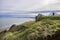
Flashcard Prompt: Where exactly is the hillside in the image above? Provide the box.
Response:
[0,16,60,40]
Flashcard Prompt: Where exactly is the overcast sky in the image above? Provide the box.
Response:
[0,0,60,13]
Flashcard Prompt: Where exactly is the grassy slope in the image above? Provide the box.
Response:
[0,19,60,40]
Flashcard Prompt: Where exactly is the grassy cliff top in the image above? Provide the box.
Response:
[0,19,60,40]
[0,15,60,40]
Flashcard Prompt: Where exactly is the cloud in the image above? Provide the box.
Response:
[0,0,60,13]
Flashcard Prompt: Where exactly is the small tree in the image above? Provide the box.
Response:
[35,14,43,22]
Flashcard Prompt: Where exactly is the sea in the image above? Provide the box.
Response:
[0,18,34,28]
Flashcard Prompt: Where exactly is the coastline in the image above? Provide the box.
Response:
[0,18,35,32]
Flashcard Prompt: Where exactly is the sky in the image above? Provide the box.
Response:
[0,0,60,15]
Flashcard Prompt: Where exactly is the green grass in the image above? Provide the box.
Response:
[9,21,35,32]
[36,16,60,21]
[0,16,60,40]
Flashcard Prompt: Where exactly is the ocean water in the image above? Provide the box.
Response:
[0,18,34,28]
